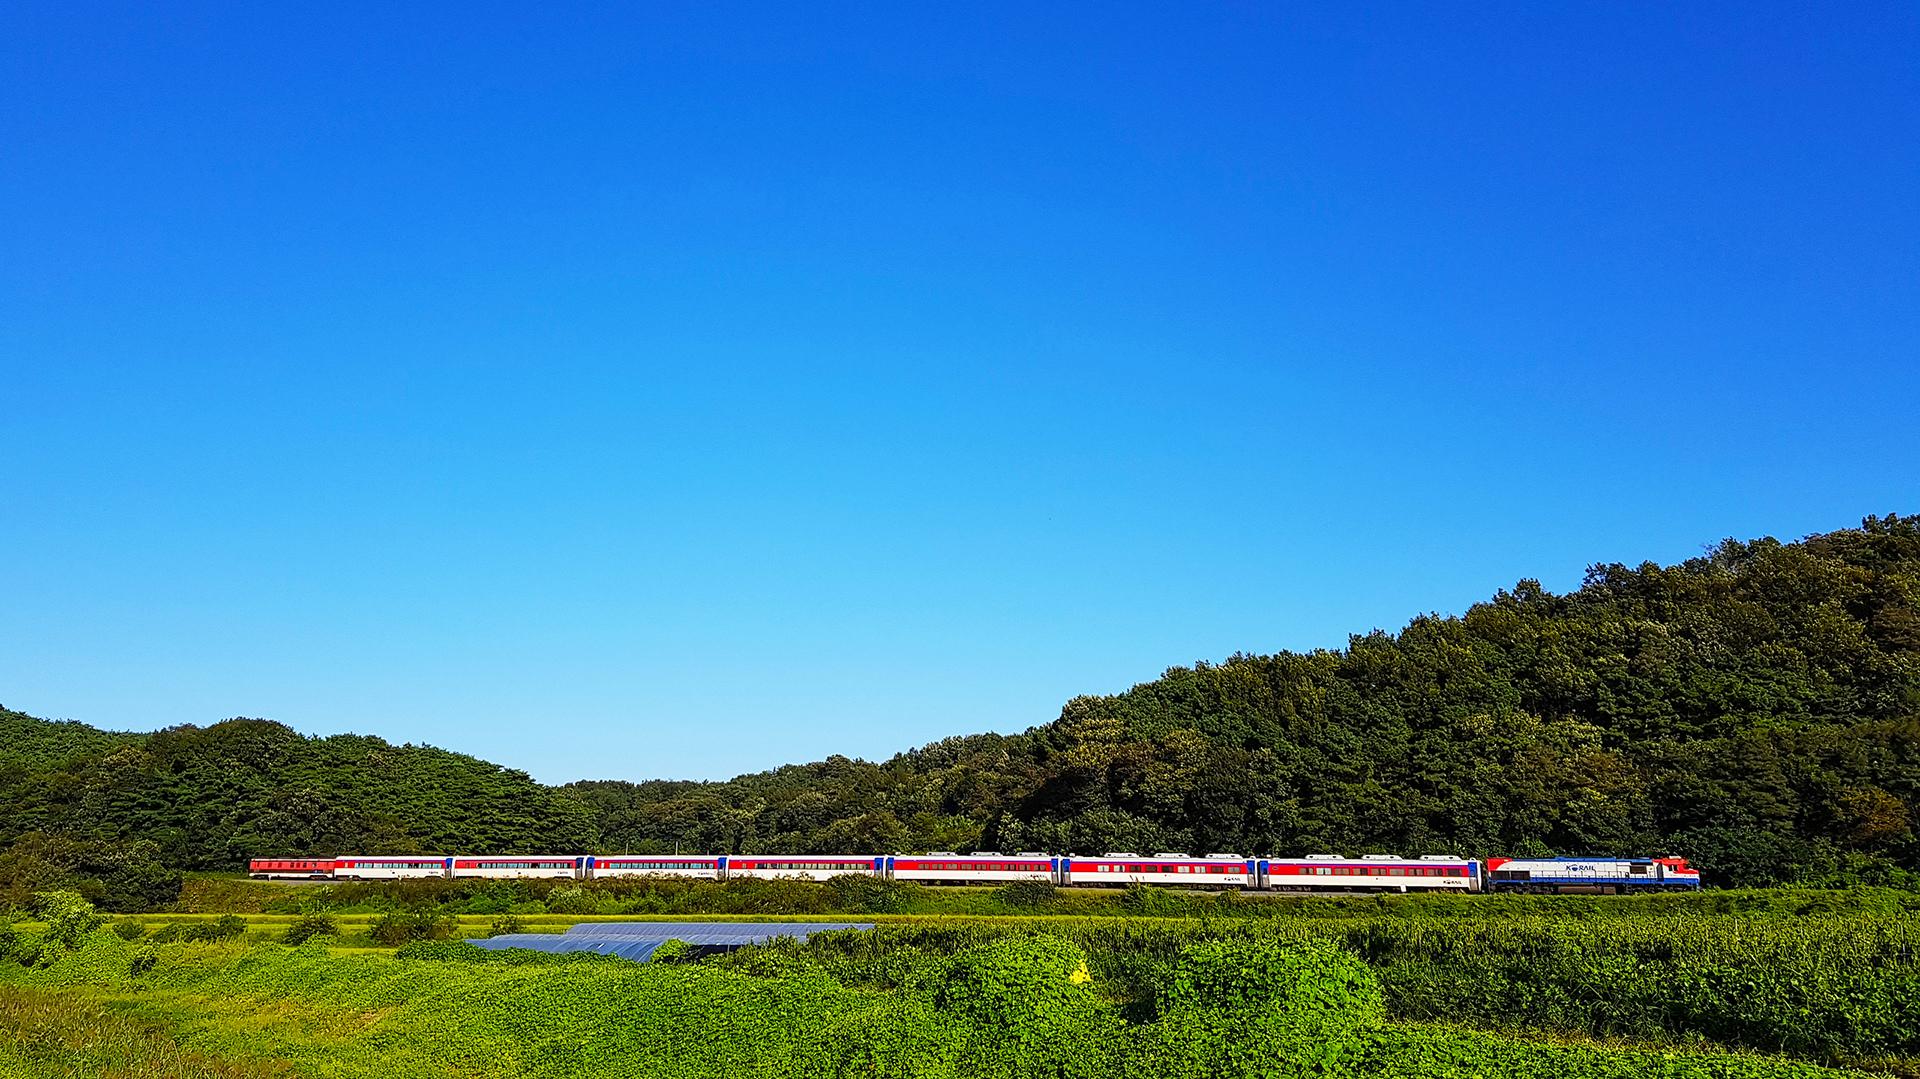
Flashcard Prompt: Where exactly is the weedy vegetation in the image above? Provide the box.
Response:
[1,891,1915,1078]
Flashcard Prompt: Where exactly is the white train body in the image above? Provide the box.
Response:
[723,855,883,882]
[587,855,724,880]
[261,851,1701,894]
[887,853,1056,884]
[331,856,450,880]
[450,855,583,880]
[1261,854,1479,892]
[1063,853,1255,888]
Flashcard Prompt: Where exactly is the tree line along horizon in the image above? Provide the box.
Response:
[4,513,1918,910]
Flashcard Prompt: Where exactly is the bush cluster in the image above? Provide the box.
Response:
[149,915,246,944]
[992,880,1057,910]
[369,909,456,947]
[738,909,1920,1064]
[282,914,336,946]
[2,923,1880,1079]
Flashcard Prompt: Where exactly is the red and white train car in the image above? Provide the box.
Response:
[887,852,1056,884]
[450,855,582,880]
[724,855,883,882]
[586,855,724,880]
[1260,854,1480,892]
[1062,853,1254,888]
[331,855,451,880]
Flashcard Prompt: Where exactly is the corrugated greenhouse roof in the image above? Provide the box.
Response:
[560,921,874,939]
[468,921,874,961]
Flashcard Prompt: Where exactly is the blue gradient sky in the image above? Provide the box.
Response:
[3,4,1916,782]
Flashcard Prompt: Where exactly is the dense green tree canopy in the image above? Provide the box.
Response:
[5,515,1918,902]
[0,710,597,903]
[568,515,1920,886]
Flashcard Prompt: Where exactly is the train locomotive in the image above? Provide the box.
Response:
[252,850,1701,893]
[1485,856,1701,893]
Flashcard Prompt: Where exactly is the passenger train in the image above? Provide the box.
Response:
[250,851,1702,893]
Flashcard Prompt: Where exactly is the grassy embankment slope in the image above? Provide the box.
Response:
[5,886,1919,1078]
[0,925,1895,1079]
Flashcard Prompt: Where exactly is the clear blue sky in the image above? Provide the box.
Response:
[3,4,1916,783]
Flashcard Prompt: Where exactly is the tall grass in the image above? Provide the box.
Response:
[0,984,294,1078]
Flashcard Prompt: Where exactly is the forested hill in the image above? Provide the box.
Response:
[0,711,595,908]
[5,515,1919,907]
[571,514,1920,887]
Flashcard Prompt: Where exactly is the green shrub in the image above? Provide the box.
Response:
[1359,1023,1871,1078]
[1118,882,1190,917]
[370,910,456,948]
[394,939,489,961]
[650,938,695,964]
[149,916,246,944]
[282,914,336,946]
[41,930,137,985]
[33,892,101,949]
[543,886,600,915]
[993,880,1058,910]
[721,946,829,980]
[8,935,44,968]
[108,919,146,941]
[935,935,1121,1077]
[485,914,524,938]
[823,874,919,914]
[1131,939,1383,1079]
[757,908,1920,1065]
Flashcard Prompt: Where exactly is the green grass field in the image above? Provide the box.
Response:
[0,930,1894,1079]
[6,886,1920,1077]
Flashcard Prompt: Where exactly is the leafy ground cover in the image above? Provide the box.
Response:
[739,911,1920,1068]
[0,922,1890,1079]
[0,984,293,1078]
[9,888,1920,1076]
